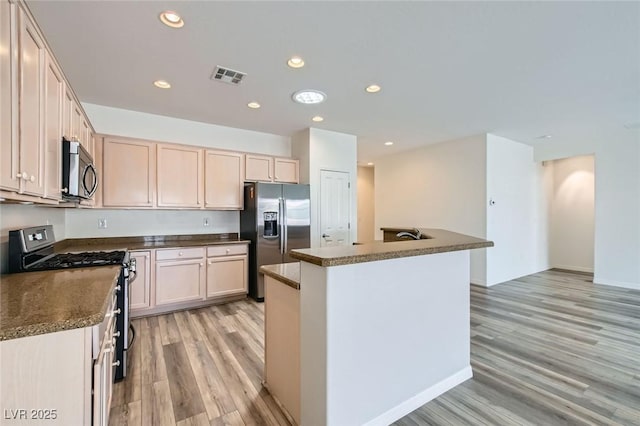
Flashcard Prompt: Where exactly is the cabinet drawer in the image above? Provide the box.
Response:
[156,247,205,261]
[207,244,248,257]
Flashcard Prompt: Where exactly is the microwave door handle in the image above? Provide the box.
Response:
[84,164,98,197]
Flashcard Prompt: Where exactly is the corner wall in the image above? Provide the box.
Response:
[357,166,375,242]
[485,134,550,286]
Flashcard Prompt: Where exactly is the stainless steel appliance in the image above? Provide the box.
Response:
[62,137,98,200]
[7,225,135,381]
[240,182,310,301]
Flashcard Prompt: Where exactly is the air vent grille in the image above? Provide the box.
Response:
[210,66,246,85]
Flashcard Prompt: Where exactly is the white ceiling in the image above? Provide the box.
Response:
[27,1,639,163]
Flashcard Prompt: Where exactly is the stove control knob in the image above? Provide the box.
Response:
[113,331,121,338]
[112,360,121,367]
[115,285,121,292]
[112,308,121,315]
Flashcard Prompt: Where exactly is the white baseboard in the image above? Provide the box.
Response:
[593,277,640,291]
[552,264,594,273]
[363,366,473,426]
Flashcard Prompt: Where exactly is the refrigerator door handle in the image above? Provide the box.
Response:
[279,197,285,255]
[283,198,288,255]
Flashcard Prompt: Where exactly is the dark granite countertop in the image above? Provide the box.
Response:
[261,263,301,290]
[290,228,493,267]
[56,233,249,253]
[0,266,120,341]
[1,233,250,341]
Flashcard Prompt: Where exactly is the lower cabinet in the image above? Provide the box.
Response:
[130,244,249,317]
[155,250,206,306]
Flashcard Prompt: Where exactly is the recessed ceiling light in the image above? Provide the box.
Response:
[159,11,184,28]
[287,56,305,68]
[312,115,324,122]
[384,141,394,146]
[535,135,552,139]
[153,80,171,89]
[365,84,381,93]
[367,162,374,166]
[247,102,261,109]
[292,89,326,104]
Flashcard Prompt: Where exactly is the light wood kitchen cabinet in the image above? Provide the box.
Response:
[205,150,244,209]
[129,250,151,313]
[0,0,18,192]
[245,154,299,183]
[102,137,156,207]
[245,154,273,182]
[274,158,299,183]
[16,5,45,197]
[157,144,204,208]
[155,248,206,305]
[43,50,63,200]
[206,245,248,298]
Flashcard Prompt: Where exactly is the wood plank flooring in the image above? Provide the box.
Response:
[110,270,640,425]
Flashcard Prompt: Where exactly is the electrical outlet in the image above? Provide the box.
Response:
[203,218,210,227]
[98,218,108,229]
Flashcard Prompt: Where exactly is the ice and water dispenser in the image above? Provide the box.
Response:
[263,211,279,237]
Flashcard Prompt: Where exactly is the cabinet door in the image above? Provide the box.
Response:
[92,337,113,426]
[206,255,247,298]
[130,251,151,312]
[102,137,156,207]
[245,154,273,182]
[274,158,299,183]
[17,6,45,196]
[43,52,63,200]
[157,144,203,208]
[205,150,244,209]
[80,115,91,155]
[71,101,82,143]
[155,259,205,305]
[0,0,19,192]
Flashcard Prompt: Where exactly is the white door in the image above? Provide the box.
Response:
[320,170,351,247]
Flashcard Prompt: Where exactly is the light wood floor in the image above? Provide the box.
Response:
[110,270,640,425]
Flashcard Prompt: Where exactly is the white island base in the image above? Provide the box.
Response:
[300,249,472,425]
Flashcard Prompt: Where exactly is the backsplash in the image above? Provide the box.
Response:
[65,209,239,238]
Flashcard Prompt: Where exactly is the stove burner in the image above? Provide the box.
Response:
[31,251,126,271]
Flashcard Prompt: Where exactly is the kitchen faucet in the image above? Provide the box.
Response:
[396,228,422,240]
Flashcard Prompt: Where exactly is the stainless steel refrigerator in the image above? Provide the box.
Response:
[240,182,311,301]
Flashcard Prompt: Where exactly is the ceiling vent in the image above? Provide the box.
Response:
[210,66,246,85]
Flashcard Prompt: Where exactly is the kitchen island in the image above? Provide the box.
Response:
[264,228,492,426]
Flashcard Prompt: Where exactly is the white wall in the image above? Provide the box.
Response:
[536,136,640,289]
[65,209,238,238]
[549,155,595,272]
[485,134,550,286]
[83,103,290,156]
[0,205,66,273]
[374,135,488,284]
[357,166,375,242]
[292,128,358,247]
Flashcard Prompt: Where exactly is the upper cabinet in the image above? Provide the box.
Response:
[16,5,45,197]
[205,150,244,210]
[245,155,299,183]
[43,51,63,201]
[0,0,18,192]
[157,144,203,208]
[102,137,156,207]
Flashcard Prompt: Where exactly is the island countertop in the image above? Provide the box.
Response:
[289,228,493,267]
[0,266,121,341]
[260,263,301,290]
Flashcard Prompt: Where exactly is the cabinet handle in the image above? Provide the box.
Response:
[16,173,22,179]
[208,261,212,265]
[113,331,121,338]
[61,187,68,193]
[30,175,35,182]
[20,172,28,180]
[112,360,121,367]
[226,249,230,254]
[112,308,121,315]
[115,285,121,292]
[179,252,184,256]
[200,263,204,267]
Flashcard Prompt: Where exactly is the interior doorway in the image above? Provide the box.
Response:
[319,169,351,247]
[548,155,595,273]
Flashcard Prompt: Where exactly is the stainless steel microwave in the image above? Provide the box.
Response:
[62,138,98,200]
